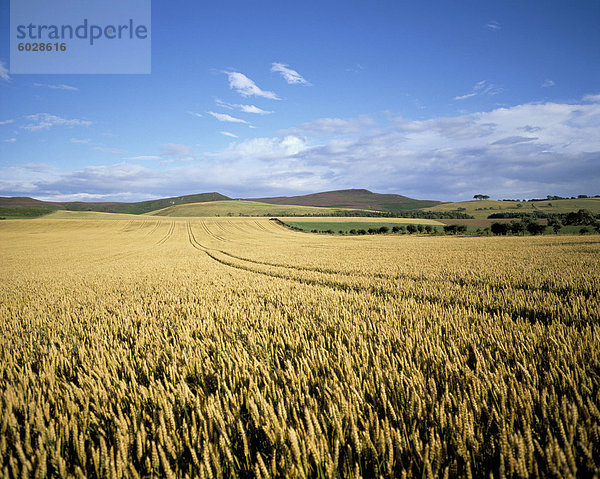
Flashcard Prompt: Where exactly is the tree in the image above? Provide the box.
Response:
[407,224,417,234]
[443,224,467,235]
[378,226,389,234]
[547,218,562,234]
[552,222,562,234]
[424,225,433,233]
[526,222,546,235]
[510,221,525,235]
[491,222,510,235]
[473,194,489,200]
[392,226,400,233]
[564,209,596,226]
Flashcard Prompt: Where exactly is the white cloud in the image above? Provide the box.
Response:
[271,63,311,86]
[159,143,196,161]
[220,131,238,138]
[0,61,10,82]
[34,83,78,91]
[71,137,125,155]
[239,104,272,114]
[485,21,501,31]
[0,119,14,125]
[583,93,600,103]
[22,113,92,131]
[283,115,375,136]
[226,72,279,100]
[219,135,307,160]
[123,155,161,161]
[454,80,502,101]
[4,138,16,143]
[188,111,203,118]
[207,111,248,124]
[93,146,127,155]
[215,99,234,110]
[454,92,477,101]
[215,99,273,115]
[542,79,556,88]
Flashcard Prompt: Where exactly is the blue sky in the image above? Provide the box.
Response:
[0,0,599,202]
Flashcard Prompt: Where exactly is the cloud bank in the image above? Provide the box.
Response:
[2,97,599,202]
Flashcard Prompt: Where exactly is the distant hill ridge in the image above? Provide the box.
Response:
[0,189,438,214]
[250,189,441,212]
[0,192,230,215]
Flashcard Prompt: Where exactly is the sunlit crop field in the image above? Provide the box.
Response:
[1,216,599,478]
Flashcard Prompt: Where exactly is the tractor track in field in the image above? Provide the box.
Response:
[201,219,600,301]
[120,220,135,232]
[156,221,175,245]
[185,221,596,326]
[199,221,226,242]
[145,220,161,236]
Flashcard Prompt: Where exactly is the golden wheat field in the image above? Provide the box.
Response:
[1,216,599,478]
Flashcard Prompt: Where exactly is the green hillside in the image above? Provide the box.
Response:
[425,198,600,219]
[63,192,231,214]
[150,200,365,217]
[0,192,230,216]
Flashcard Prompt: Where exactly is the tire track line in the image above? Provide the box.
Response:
[185,221,591,325]
[156,221,175,245]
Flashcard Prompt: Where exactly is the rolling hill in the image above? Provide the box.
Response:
[0,189,438,217]
[425,198,600,219]
[250,189,441,212]
[2,190,598,220]
[150,200,367,217]
[0,192,230,217]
